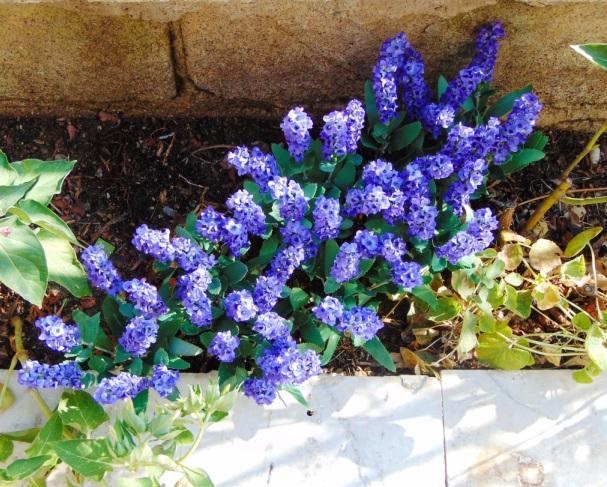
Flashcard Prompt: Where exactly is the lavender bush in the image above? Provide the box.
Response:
[17,22,546,410]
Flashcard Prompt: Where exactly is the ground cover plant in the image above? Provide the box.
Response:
[6,21,543,405]
[0,21,550,485]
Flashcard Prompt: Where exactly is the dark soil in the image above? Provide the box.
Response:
[0,117,602,375]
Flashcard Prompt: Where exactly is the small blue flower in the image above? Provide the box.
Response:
[331,242,361,283]
[122,278,168,318]
[150,364,180,398]
[18,360,84,390]
[391,261,423,289]
[119,316,159,357]
[313,196,342,241]
[94,372,148,404]
[254,312,290,341]
[132,225,174,262]
[171,237,216,272]
[281,107,313,163]
[80,245,122,296]
[226,189,266,236]
[34,316,80,353]
[243,377,277,405]
[341,307,384,341]
[208,331,240,363]
[224,290,258,322]
[312,297,344,327]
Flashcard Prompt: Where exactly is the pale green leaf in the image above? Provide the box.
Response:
[37,230,90,297]
[0,217,48,305]
[571,44,607,70]
[57,390,108,432]
[586,324,607,370]
[50,439,112,480]
[15,199,77,244]
[564,227,602,257]
[457,311,478,357]
[11,159,75,206]
[0,178,37,216]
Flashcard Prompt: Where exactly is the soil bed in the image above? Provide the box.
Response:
[0,117,603,374]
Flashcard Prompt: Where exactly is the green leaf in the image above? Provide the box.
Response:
[486,85,533,118]
[0,217,48,305]
[456,311,478,357]
[271,143,292,175]
[223,261,248,285]
[323,240,340,278]
[427,297,461,322]
[0,178,37,216]
[102,296,124,336]
[11,159,75,206]
[299,319,325,349]
[282,385,309,408]
[364,80,379,127]
[37,230,90,297]
[0,151,17,186]
[183,466,215,487]
[504,286,532,319]
[5,455,51,480]
[564,227,602,257]
[51,439,113,480]
[57,390,108,432]
[571,43,607,70]
[437,74,449,99]
[477,330,535,370]
[586,324,607,370]
[561,254,586,280]
[0,436,13,462]
[289,288,309,310]
[72,310,100,345]
[320,328,341,365]
[499,148,545,175]
[117,479,155,487]
[362,337,396,372]
[333,162,356,190]
[302,183,318,199]
[0,429,40,443]
[14,199,77,244]
[168,337,203,356]
[388,122,422,152]
[451,270,475,300]
[27,414,63,456]
[411,285,438,308]
[245,233,279,269]
[572,312,592,331]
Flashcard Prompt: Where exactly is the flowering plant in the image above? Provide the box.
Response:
[16,22,545,409]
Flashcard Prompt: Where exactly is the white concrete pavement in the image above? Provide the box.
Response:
[1,370,606,486]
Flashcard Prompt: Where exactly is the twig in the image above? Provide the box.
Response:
[561,123,607,179]
[190,144,235,155]
[561,195,607,206]
[524,179,572,233]
[178,174,207,189]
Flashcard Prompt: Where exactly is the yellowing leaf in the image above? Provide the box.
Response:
[561,254,586,281]
[529,239,562,275]
[457,311,478,358]
[451,270,475,300]
[532,282,562,310]
[498,243,524,271]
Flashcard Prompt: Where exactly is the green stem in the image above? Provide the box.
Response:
[11,317,53,420]
[561,195,607,206]
[177,417,210,465]
[0,353,19,410]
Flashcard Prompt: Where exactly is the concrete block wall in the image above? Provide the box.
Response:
[0,0,606,127]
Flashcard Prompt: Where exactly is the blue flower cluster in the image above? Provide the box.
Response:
[227,146,279,192]
[122,278,168,318]
[177,266,213,327]
[253,312,290,341]
[225,290,258,322]
[197,189,266,256]
[268,177,309,222]
[313,298,384,341]
[172,236,217,272]
[208,331,240,363]
[320,99,365,160]
[436,208,499,264]
[331,230,423,289]
[18,360,83,389]
[93,371,149,404]
[94,365,180,404]
[132,225,174,263]
[372,23,505,137]
[281,107,313,163]
[150,364,180,398]
[34,316,80,353]
[80,245,122,296]
[244,336,321,405]
[118,316,159,357]
[313,196,342,240]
